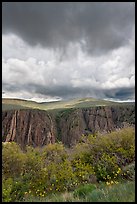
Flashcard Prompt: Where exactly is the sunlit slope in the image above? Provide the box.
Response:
[2,97,134,111]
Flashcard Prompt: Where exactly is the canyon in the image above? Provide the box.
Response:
[2,105,135,149]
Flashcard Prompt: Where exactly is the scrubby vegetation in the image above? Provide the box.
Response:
[2,127,135,202]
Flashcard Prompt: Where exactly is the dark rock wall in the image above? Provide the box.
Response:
[2,109,57,148]
[2,105,135,148]
[57,106,134,146]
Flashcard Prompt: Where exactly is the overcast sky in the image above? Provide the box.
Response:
[2,2,135,102]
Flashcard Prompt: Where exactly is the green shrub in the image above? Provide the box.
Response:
[85,127,135,181]
[2,177,13,202]
[2,127,135,202]
[42,143,67,164]
[73,184,96,198]
[71,158,96,184]
[2,142,26,178]
[93,152,120,181]
[112,128,135,166]
[20,146,47,197]
[120,162,135,181]
[23,145,43,174]
[9,178,30,202]
[45,159,76,193]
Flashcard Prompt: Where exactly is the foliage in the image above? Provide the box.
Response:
[2,142,26,178]
[119,162,135,181]
[2,177,13,202]
[85,180,135,202]
[45,160,76,192]
[71,158,96,184]
[42,143,67,164]
[93,153,120,181]
[23,181,135,202]
[2,127,135,202]
[73,183,96,198]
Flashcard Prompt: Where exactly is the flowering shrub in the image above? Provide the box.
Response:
[71,158,96,184]
[2,177,13,202]
[2,127,135,202]
[93,153,120,181]
[45,160,76,192]
[2,142,26,178]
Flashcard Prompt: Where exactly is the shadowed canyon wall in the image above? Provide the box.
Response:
[2,106,135,148]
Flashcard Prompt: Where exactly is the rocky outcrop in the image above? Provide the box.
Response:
[2,109,57,148]
[2,105,135,148]
[57,105,135,146]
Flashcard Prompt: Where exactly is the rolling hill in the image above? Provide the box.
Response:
[2,97,134,112]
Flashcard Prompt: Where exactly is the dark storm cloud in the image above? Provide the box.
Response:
[23,83,135,101]
[26,83,86,99]
[103,87,135,100]
[2,2,135,102]
[34,85,99,99]
[2,2,135,55]
[2,82,33,93]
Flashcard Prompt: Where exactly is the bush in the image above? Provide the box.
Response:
[9,178,30,202]
[120,162,135,181]
[2,177,13,202]
[71,158,96,184]
[42,143,67,164]
[93,153,120,181]
[2,142,26,178]
[84,127,135,181]
[2,127,135,202]
[45,160,76,192]
[73,184,96,198]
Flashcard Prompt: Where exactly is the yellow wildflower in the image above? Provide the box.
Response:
[106,181,110,185]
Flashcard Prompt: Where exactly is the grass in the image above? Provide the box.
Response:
[2,103,27,111]
[2,97,126,111]
[23,180,135,202]
[84,181,135,202]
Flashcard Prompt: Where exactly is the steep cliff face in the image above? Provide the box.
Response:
[2,105,135,148]
[57,105,135,146]
[2,109,57,148]
[56,109,86,147]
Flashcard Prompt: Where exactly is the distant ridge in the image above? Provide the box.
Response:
[2,97,135,111]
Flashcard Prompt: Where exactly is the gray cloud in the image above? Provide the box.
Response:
[32,84,135,101]
[2,79,135,102]
[2,2,135,102]
[103,87,135,101]
[2,2,135,55]
[2,35,135,101]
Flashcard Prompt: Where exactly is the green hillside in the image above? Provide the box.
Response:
[3,97,133,112]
